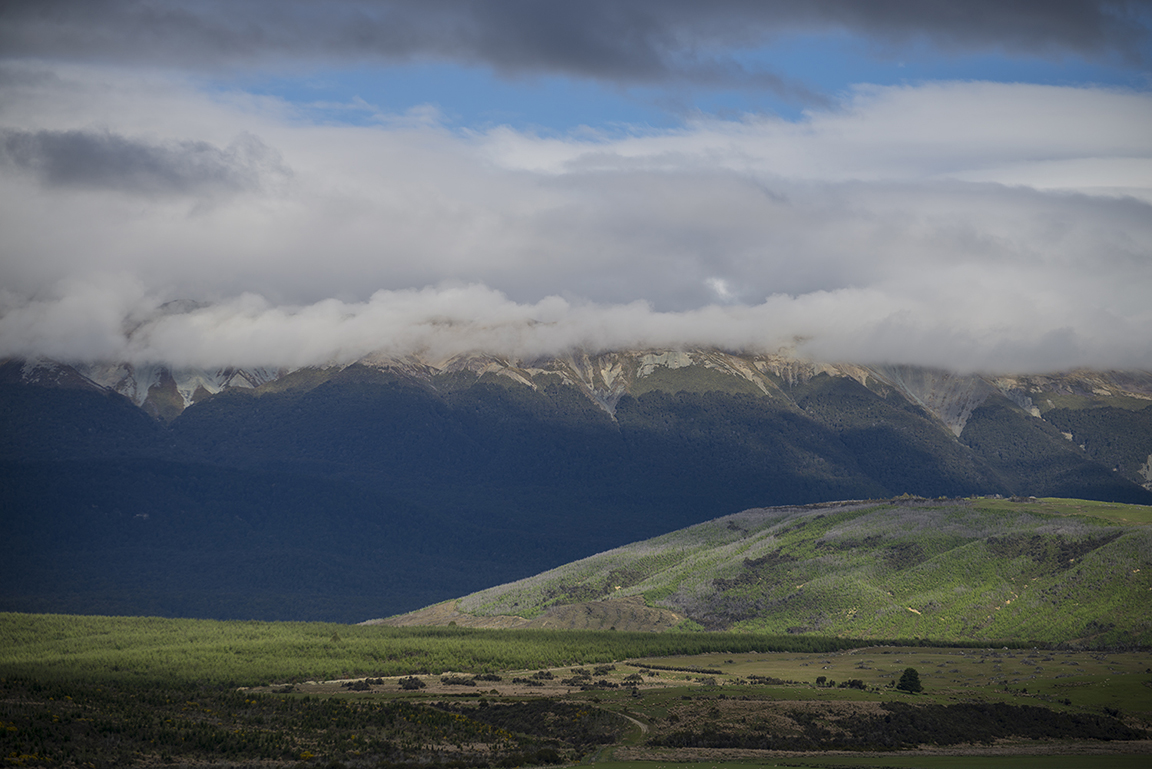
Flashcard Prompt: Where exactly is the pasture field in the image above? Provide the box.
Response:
[630,646,1152,713]
[0,613,957,687]
[3,611,1150,767]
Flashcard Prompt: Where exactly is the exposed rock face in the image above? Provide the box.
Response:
[344,350,1152,438]
[75,363,281,420]
[1141,455,1152,490]
[864,365,1000,436]
[8,349,1152,491]
[9,349,1152,432]
[995,370,1152,407]
[0,357,105,391]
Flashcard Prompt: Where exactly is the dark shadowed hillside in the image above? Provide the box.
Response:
[2,352,1150,622]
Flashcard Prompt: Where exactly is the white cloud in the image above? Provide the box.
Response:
[481,82,1152,187]
[4,277,1148,374]
[1,65,1150,373]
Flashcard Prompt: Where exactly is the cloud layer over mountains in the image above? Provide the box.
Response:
[1,2,1150,373]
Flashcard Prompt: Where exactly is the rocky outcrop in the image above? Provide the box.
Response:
[11,350,1152,435]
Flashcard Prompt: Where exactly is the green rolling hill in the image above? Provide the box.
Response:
[383,497,1152,647]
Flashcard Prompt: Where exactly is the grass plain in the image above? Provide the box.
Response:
[2,613,1151,767]
[0,613,936,688]
[3,499,1150,766]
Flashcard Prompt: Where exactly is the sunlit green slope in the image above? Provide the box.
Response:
[447,497,1152,646]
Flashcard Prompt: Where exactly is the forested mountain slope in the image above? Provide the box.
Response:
[2,352,1150,622]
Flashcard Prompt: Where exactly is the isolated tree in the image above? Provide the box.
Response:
[896,667,923,693]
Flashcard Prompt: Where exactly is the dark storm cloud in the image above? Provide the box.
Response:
[2,1,1147,85]
[0,128,289,196]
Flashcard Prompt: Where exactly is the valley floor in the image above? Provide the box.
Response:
[236,646,1152,763]
[4,614,1150,767]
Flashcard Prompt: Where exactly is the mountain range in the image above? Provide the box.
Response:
[2,349,1151,622]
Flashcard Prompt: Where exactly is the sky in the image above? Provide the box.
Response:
[1,1,1151,373]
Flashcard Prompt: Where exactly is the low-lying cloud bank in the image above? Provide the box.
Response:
[1,66,1150,375]
[2,279,1149,375]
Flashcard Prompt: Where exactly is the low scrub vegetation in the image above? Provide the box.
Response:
[3,618,1150,767]
[651,700,1144,751]
[1,613,980,688]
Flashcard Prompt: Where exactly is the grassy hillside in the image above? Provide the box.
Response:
[447,497,1152,647]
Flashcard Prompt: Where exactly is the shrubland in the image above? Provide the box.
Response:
[2,615,1150,767]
